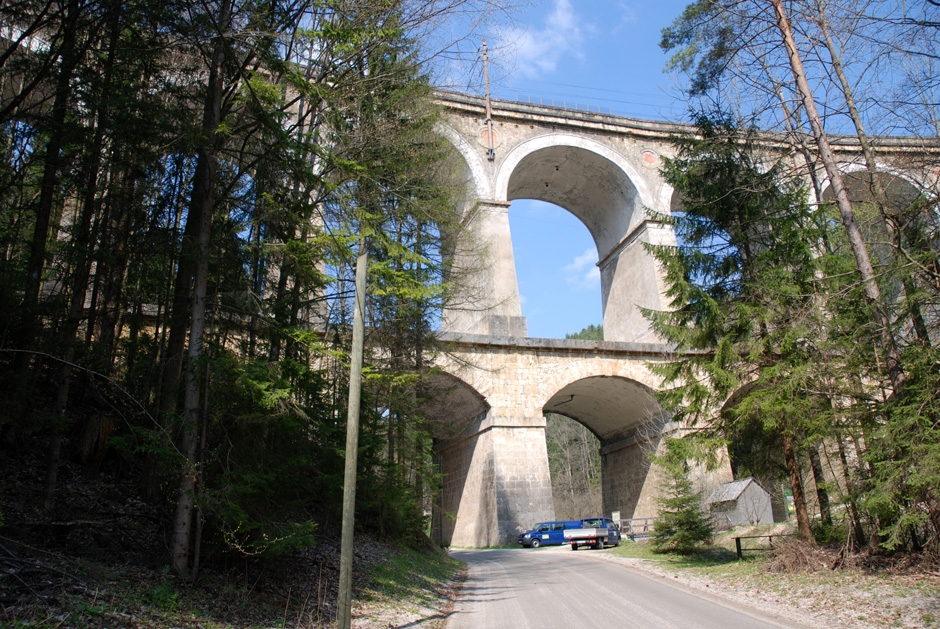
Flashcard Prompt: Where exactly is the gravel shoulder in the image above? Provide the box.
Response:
[586,544,940,629]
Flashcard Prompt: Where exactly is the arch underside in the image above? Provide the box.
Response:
[503,144,669,343]
[543,375,665,441]
[506,145,640,257]
[436,125,676,343]
[423,369,554,548]
[543,375,676,525]
[420,372,490,440]
[822,169,923,209]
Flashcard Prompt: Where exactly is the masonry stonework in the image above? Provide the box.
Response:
[427,91,935,547]
[429,334,703,546]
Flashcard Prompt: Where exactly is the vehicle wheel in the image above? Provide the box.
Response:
[530,538,541,548]
[571,544,578,551]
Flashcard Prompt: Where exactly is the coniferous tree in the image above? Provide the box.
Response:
[645,114,835,542]
[650,437,713,554]
[660,1,940,551]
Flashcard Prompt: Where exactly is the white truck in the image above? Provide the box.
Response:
[563,517,621,550]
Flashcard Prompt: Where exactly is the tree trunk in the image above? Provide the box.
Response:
[770,0,905,393]
[95,169,137,369]
[152,161,186,409]
[815,2,930,345]
[159,209,200,417]
[17,0,83,362]
[836,435,867,546]
[41,0,121,514]
[247,220,263,357]
[782,431,816,543]
[807,442,832,526]
[171,0,232,580]
[268,260,290,362]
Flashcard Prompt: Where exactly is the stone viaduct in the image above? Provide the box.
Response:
[425,90,940,547]
[5,17,936,549]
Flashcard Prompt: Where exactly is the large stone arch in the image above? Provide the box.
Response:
[819,163,940,341]
[541,374,673,521]
[818,162,927,210]
[490,135,674,343]
[493,133,656,215]
[422,371,490,439]
[526,351,663,416]
[543,375,666,441]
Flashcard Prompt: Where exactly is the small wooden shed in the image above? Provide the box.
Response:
[706,478,774,529]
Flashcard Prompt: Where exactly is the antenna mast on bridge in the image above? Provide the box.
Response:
[482,38,496,161]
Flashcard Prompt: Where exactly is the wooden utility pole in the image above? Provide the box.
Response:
[337,238,368,629]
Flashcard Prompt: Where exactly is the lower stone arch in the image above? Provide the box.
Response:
[543,375,668,441]
[427,340,733,546]
[541,375,674,523]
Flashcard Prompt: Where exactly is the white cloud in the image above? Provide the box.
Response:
[565,248,596,273]
[496,0,584,79]
[564,247,600,290]
[582,266,600,286]
[613,3,639,34]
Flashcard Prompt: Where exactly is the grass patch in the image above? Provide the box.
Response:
[360,545,461,606]
[611,537,940,628]
[611,538,764,578]
[613,539,736,564]
[353,545,463,627]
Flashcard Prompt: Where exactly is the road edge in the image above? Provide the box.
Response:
[584,550,818,629]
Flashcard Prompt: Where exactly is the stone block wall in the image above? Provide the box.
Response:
[435,411,554,547]
[600,426,733,521]
[600,432,664,520]
[490,425,555,542]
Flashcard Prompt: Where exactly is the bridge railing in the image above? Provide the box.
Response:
[514,94,613,115]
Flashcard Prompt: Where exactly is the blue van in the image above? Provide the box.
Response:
[518,520,582,548]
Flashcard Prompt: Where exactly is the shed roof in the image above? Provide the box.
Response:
[706,478,765,504]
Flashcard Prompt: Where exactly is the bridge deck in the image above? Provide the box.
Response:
[436,89,940,155]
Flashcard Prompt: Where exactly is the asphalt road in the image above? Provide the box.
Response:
[444,547,787,629]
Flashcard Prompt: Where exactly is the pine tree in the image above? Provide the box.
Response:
[650,437,713,554]
[644,114,834,542]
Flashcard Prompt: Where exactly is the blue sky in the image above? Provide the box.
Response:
[476,0,692,339]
